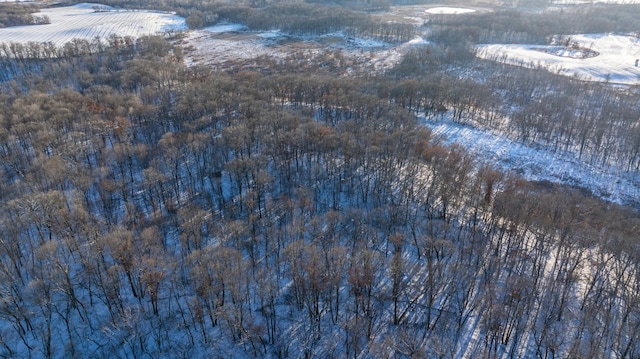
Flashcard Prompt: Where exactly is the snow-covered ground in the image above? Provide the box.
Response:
[202,23,245,34]
[181,25,297,67]
[182,23,429,72]
[477,33,640,85]
[0,3,186,47]
[425,7,476,15]
[424,114,640,208]
[552,0,640,3]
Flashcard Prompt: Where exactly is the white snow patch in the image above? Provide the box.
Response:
[202,23,245,34]
[0,3,186,47]
[70,2,114,10]
[182,29,428,73]
[347,36,387,48]
[257,30,283,39]
[182,29,293,67]
[407,36,429,46]
[425,7,476,15]
[477,33,640,85]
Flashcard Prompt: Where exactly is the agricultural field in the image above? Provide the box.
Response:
[0,3,186,47]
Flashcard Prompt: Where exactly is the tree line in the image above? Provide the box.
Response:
[429,4,640,45]
[0,3,49,28]
[0,36,638,358]
[86,0,409,41]
[212,3,414,42]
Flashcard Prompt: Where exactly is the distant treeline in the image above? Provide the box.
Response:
[430,5,640,45]
[0,35,182,83]
[92,0,409,42]
[214,3,414,41]
[0,3,49,28]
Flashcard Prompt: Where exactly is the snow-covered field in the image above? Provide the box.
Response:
[0,3,186,47]
[425,114,640,208]
[424,7,476,15]
[552,0,640,3]
[477,33,640,84]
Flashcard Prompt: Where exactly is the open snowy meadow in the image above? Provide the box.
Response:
[0,3,186,47]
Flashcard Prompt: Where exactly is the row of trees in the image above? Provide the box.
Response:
[0,36,638,358]
[213,3,414,42]
[87,0,397,38]
[0,3,48,28]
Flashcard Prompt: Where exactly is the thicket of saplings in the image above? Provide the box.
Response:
[0,35,638,358]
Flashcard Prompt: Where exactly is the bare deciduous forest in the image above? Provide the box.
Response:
[0,1,639,358]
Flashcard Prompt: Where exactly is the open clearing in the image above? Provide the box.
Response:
[181,23,428,73]
[477,33,640,84]
[0,3,186,46]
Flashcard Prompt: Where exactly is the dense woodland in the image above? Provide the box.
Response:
[0,1,640,358]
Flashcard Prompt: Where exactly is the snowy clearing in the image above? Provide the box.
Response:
[202,23,246,34]
[477,33,640,85]
[424,114,640,208]
[0,3,186,47]
[182,26,429,72]
[425,7,476,15]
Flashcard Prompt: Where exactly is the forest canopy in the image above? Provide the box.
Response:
[0,1,639,357]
